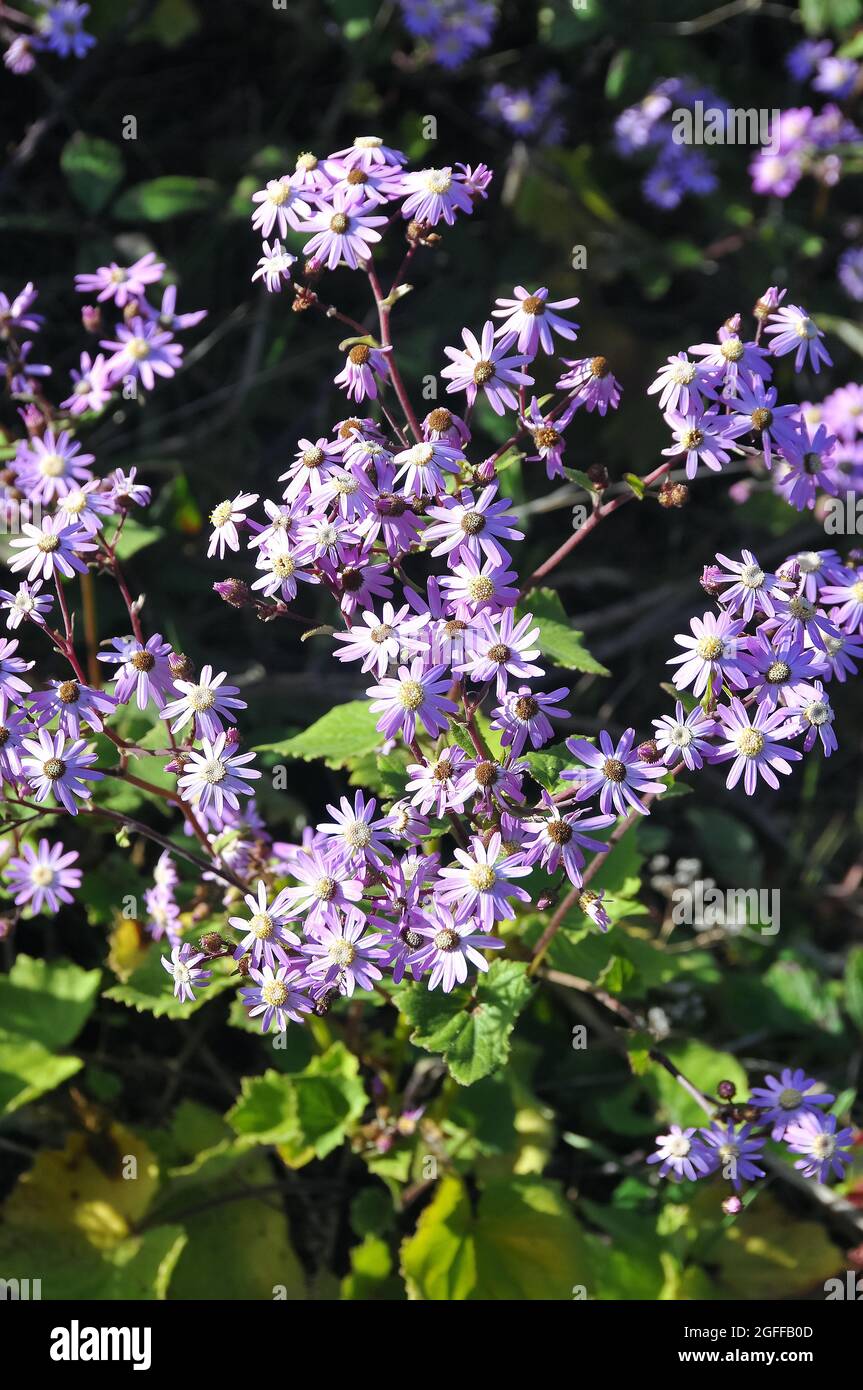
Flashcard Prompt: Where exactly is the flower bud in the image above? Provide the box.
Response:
[587,463,609,491]
[699,564,723,597]
[199,931,225,955]
[235,953,252,977]
[213,578,252,609]
[717,1079,736,1101]
[636,739,661,764]
[722,1195,743,1216]
[81,304,101,334]
[169,651,195,681]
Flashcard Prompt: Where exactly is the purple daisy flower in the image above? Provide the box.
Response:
[4,838,81,915]
[29,678,117,736]
[98,634,174,711]
[250,175,312,238]
[668,609,749,699]
[491,286,580,357]
[563,727,666,817]
[712,697,802,793]
[161,943,211,1005]
[206,491,259,558]
[177,733,261,817]
[161,664,247,740]
[406,901,504,993]
[662,406,744,480]
[8,514,96,582]
[280,847,363,932]
[436,832,532,930]
[367,658,458,743]
[0,580,53,631]
[522,793,614,887]
[252,239,298,292]
[441,321,533,415]
[458,608,543,698]
[14,428,94,504]
[392,438,464,496]
[423,485,524,567]
[301,189,387,271]
[647,352,713,414]
[492,684,570,756]
[764,304,832,373]
[728,378,800,470]
[405,745,470,816]
[228,881,301,969]
[74,253,164,308]
[398,166,474,226]
[452,755,526,811]
[60,352,113,416]
[785,681,837,755]
[316,790,392,868]
[749,1066,835,1140]
[439,553,519,618]
[700,1122,766,1189]
[784,1111,855,1183]
[0,637,33,703]
[20,728,103,815]
[652,700,717,771]
[713,549,786,622]
[334,343,392,402]
[0,692,31,779]
[303,909,387,997]
[101,317,183,391]
[647,1125,714,1182]
[556,355,622,415]
[742,628,820,710]
[241,963,312,1032]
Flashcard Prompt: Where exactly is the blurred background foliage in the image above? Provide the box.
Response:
[1,0,862,1300]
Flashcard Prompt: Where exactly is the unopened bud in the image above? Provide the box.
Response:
[213,578,252,609]
[636,739,661,764]
[81,304,101,334]
[169,651,195,681]
[700,564,723,597]
[199,931,225,955]
[235,953,252,977]
[717,1079,736,1100]
[722,1195,743,1216]
[587,463,609,491]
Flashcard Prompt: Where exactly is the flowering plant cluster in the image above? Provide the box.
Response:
[614,76,725,209]
[395,0,496,69]
[2,0,95,75]
[2,128,861,1232]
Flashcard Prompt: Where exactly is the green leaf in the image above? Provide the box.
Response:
[518,588,609,676]
[60,134,124,214]
[563,466,601,493]
[0,1034,83,1117]
[342,1235,404,1300]
[401,961,535,1086]
[254,699,382,768]
[113,518,165,561]
[228,1043,367,1165]
[0,955,101,1048]
[523,741,571,791]
[623,473,646,499]
[845,947,863,1031]
[113,176,219,222]
[400,1175,589,1300]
